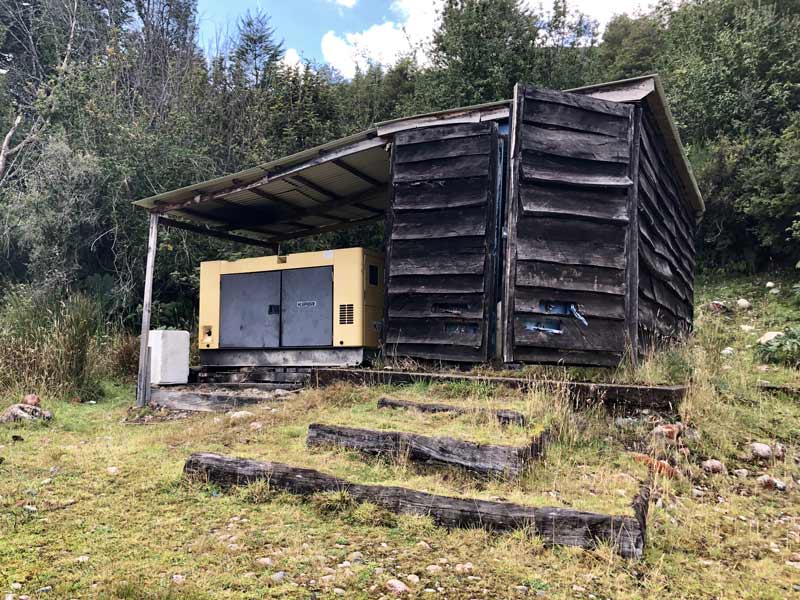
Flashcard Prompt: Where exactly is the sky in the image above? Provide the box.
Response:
[196,0,653,78]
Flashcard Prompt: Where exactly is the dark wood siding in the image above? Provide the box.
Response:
[504,87,634,366]
[385,122,499,362]
[636,107,696,352]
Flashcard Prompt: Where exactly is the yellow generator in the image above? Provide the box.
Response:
[198,247,384,367]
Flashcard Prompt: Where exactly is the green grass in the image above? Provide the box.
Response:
[1,274,800,598]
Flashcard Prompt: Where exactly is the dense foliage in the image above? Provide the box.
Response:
[0,0,798,330]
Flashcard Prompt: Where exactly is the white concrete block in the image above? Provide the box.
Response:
[148,330,190,385]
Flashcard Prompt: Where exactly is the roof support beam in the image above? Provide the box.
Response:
[332,158,383,187]
[160,216,279,250]
[262,214,383,244]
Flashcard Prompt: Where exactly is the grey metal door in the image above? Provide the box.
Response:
[219,271,281,348]
[281,266,333,347]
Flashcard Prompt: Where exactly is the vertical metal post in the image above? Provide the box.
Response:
[136,212,159,407]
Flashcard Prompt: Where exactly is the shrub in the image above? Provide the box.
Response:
[755,327,800,367]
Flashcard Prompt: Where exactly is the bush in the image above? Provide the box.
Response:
[755,327,800,367]
[0,285,106,400]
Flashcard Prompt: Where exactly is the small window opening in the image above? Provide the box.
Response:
[368,264,379,286]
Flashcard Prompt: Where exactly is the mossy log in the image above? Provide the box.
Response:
[184,452,648,559]
[377,396,527,427]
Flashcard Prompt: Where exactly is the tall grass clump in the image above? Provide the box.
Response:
[0,285,106,400]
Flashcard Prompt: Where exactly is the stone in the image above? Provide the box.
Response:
[34,587,52,594]
[454,562,473,573]
[416,541,431,550]
[22,394,40,406]
[720,347,735,356]
[333,588,346,595]
[736,298,752,310]
[107,466,119,476]
[385,579,410,594]
[347,551,364,563]
[229,410,255,422]
[702,459,726,474]
[757,331,783,345]
[249,421,264,431]
[773,443,786,459]
[652,423,684,442]
[10,584,21,591]
[255,557,273,568]
[703,300,729,313]
[740,325,756,333]
[77,555,89,563]
[406,574,420,584]
[691,488,705,498]
[0,404,53,424]
[171,574,185,585]
[757,474,787,491]
[750,442,773,460]
[786,561,800,570]
[769,288,781,295]
[271,571,286,582]
[766,281,776,288]
[426,565,442,574]
[273,389,292,397]
[733,469,749,478]
[320,575,336,586]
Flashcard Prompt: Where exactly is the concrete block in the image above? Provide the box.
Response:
[149,330,190,384]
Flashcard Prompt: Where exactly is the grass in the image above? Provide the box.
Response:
[1,275,800,598]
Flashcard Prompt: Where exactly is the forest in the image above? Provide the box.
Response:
[1,0,799,333]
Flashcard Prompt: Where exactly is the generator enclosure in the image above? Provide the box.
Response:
[198,247,384,367]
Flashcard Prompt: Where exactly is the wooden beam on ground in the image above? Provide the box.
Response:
[757,382,800,398]
[160,217,278,249]
[377,396,528,427]
[136,213,159,407]
[184,452,649,559]
[307,423,541,478]
[150,386,299,412]
[311,368,686,413]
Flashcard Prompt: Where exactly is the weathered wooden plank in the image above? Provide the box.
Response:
[512,347,623,368]
[385,317,483,347]
[522,87,632,118]
[390,253,486,276]
[516,237,625,269]
[391,206,486,239]
[393,178,489,211]
[393,154,489,183]
[390,236,487,258]
[519,183,628,223]
[395,135,491,164]
[384,343,486,362]
[521,125,630,163]
[387,274,485,295]
[150,388,270,412]
[516,261,625,295]
[514,287,625,320]
[513,315,626,352]
[521,153,632,189]
[394,122,494,145]
[184,453,648,559]
[310,368,687,412]
[388,293,486,319]
[377,396,529,427]
[522,100,629,138]
[307,423,536,478]
[516,216,625,245]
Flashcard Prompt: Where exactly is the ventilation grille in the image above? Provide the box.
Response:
[339,304,354,325]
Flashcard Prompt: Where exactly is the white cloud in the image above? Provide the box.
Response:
[321,0,655,78]
[282,47,302,69]
[330,0,357,7]
[321,0,441,78]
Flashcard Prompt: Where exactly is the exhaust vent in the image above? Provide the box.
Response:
[339,304,354,325]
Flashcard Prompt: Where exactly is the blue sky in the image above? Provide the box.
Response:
[196,0,651,78]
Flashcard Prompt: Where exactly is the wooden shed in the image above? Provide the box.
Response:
[133,74,703,390]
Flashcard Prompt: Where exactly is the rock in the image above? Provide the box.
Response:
[769,288,781,295]
[347,551,364,563]
[757,331,784,345]
[273,389,292,397]
[406,574,420,584]
[683,427,701,443]
[766,281,776,288]
[333,588,346,595]
[750,442,773,460]
[10,584,21,591]
[786,561,800,571]
[0,404,53,424]
[773,443,786,459]
[703,300,729,314]
[22,505,37,512]
[652,423,684,442]
[229,410,255,422]
[702,459,726,474]
[107,466,119,476]
[454,562,473,573]
[416,541,431,550]
[77,555,89,563]
[733,469,749,478]
[736,298,752,310]
[757,474,787,491]
[171,574,185,585]
[720,347,735,356]
[249,421,264,431]
[34,587,52,594]
[22,394,40,406]
[691,488,705,498]
[255,557,273,568]
[385,579,410,594]
[271,571,286,582]
[740,325,756,333]
[337,561,351,568]
[426,565,442,574]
